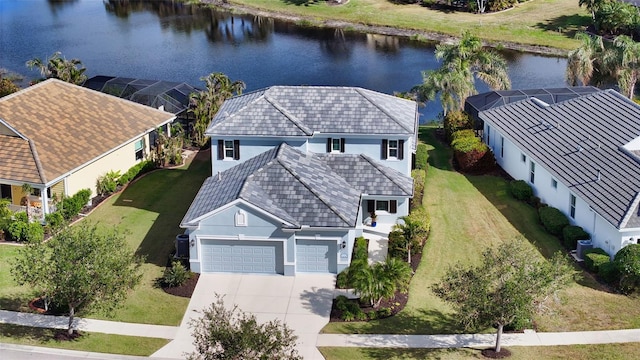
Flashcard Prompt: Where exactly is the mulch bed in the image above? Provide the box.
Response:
[161,273,199,298]
[481,348,512,359]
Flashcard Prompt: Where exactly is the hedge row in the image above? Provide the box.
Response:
[538,206,570,236]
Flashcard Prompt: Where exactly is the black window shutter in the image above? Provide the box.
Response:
[390,200,397,214]
[381,139,388,159]
[327,138,332,153]
[340,138,345,153]
[217,140,224,160]
[367,199,375,213]
[233,140,240,160]
[398,139,405,160]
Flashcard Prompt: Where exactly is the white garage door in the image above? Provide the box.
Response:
[296,240,337,273]
[201,240,282,274]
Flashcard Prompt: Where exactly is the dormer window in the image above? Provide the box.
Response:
[381,139,404,160]
[327,138,345,153]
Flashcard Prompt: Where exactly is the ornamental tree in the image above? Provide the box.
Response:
[187,294,301,360]
[432,238,575,353]
[12,223,143,335]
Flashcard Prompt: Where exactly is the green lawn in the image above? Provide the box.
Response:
[224,0,590,51]
[319,343,640,360]
[0,151,211,325]
[0,324,168,356]
[322,127,640,335]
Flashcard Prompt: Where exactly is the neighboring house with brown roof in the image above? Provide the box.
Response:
[0,79,175,220]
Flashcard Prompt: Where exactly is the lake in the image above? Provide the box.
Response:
[0,0,568,121]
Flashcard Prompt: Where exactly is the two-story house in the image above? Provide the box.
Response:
[181,86,418,275]
[476,88,640,258]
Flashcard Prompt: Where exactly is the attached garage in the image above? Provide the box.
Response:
[296,239,337,273]
[201,240,284,274]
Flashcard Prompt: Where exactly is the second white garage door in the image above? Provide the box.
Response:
[296,239,337,273]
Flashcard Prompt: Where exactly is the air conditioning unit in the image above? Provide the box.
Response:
[175,234,190,258]
[576,240,593,260]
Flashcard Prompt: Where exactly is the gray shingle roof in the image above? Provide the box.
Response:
[181,144,413,228]
[207,86,417,136]
[317,154,413,196]
[479,89,640,229]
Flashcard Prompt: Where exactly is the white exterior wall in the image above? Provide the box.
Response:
[211,138,307,174]
[486,122,635,256]
[65,134,150,198]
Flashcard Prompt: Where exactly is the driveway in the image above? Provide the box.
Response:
[152,273,336,360]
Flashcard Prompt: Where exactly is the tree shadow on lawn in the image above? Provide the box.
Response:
[0,323,58,340]
[534,14,592,40]
[465,174,609,292]
[110,151,211,267]
[337,308,460,335]
[360,347,483,359]
[419,127,453,171]
[0,295,31,312]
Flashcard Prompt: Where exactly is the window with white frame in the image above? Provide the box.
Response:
[487,125,491,147]
[570,194,576,219]
[381,139,404,160]
[529,162,535,184]
[521,153,526,163]
[327,138,345,153]
[500,136,504,158]
[368,199,398,214]
[134,139,144,161]
[551,178,558,189]
[217,140,240,160]
[224,140,234,159]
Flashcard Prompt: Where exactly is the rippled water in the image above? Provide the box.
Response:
[0,0,568,121]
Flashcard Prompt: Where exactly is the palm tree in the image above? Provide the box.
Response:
[579,0,609,20]
[566,33,604,86]
[611,35,640,99]
[26,51,87,85]
[413,31,510,114]
[349,258,412,308]
[393,216,428,264]
[189,72,245,147]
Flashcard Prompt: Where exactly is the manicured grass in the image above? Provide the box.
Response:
[0,323,168,356]
[319,343,640,360]
[322,127,640,335]
[0,151,211,326]
[225,0,590,50]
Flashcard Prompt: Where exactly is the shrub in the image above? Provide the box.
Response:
[444,110,472,141]
[336,271,350,289]
[509,180,533,201]
[376,307,392,318]
[162,261,191,288]
[584,252,610,273]
[353,237,368,262]
[367,311,378,320]
[118,160,155,187]
[599,261,619,284]
[451,130,489,171]
[335,295,349,311]
[61,189,91,220]
[538,206,570,235]
[563,226,591,250]
[341,311,355,321]
[7,220,43,242]
[96,170,120,196]
[388,230,408,261]
[356,311,368,321]
[45,211,65,232]
[614,244,640,294]
[411,169,426,209]
[415,143,428,170]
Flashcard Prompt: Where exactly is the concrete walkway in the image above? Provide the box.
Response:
[2,307,640,358]
[0,310,178,339]
[317,329,640,348]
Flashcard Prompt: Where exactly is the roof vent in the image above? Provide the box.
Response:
[217,171,222,181]
[531,97,549,108]
[596,169,601,181]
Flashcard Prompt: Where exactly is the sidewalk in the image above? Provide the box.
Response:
[0,310,178,340]
[317,328,640,348]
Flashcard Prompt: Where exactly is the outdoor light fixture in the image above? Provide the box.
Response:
[341,240,347,249]
[190,239,195,247]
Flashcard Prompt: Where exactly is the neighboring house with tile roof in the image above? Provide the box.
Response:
[181,86,418,275]
[0,79,175,221]
[478,88,640,257]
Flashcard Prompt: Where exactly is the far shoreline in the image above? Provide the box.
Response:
[198,0,569,57]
